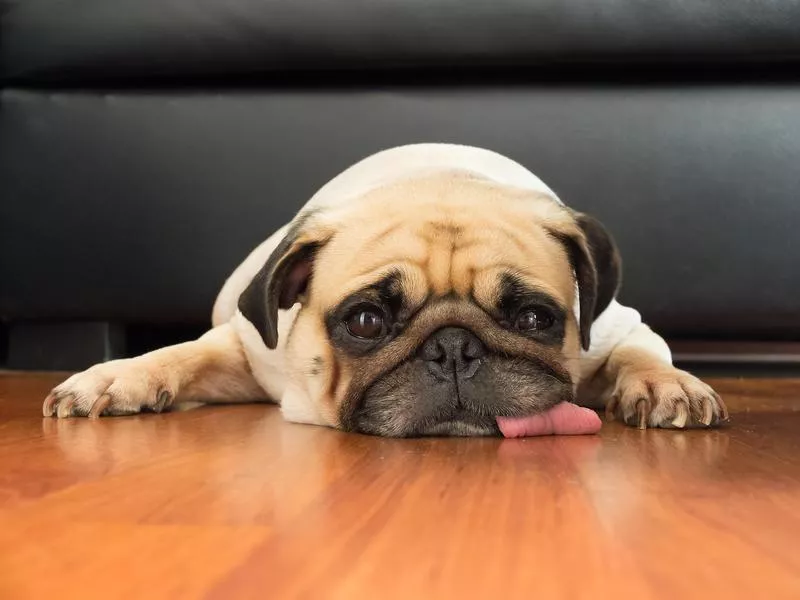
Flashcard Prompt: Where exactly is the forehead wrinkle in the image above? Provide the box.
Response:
[424,229,456,296]
[420,210,494,296]
[335,224,430,277]
[323,262,429,310]
[490,224,530,256]
[460,212,530,250]
[431,227,543,298]
[330,204,569,303]
[435,215,548,288]
[471,267,570,312]
[450,228,532,295]
[354,220,406,252]
[353,257,426,278]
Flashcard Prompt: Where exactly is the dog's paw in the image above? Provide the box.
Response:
[606,366,728,429]
[43,359,174,419]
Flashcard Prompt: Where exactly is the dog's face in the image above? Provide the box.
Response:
[239,172,619,436]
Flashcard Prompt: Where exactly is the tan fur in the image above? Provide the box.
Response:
[43,164,726,431]
[275,174,583,426]
[584,325,728,428]
[43,324,263,418]
[309,173,576,306]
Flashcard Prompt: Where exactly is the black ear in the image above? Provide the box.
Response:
[550,213,621,351]
[575,213,622,321]
[237,226,323,350]
[554,230,598,351]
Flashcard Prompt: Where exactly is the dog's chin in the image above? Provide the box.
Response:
[351,408,502,438]
[416,411,502,437]
[417,421,500,437]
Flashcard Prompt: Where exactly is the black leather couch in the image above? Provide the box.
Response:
[2,1,799,370]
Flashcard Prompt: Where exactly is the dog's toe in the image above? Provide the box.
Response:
[609,367,728,430]
[43,360,170,419]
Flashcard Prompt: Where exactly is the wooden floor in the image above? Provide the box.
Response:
[1,373,799,599]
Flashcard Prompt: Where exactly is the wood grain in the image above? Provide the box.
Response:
[1,372,799,599]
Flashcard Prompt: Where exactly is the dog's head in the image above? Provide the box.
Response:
[238,172,619,436]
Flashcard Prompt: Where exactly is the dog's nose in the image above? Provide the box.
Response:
[420,327,486,381]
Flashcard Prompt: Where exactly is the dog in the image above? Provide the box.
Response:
[43,143,727,436]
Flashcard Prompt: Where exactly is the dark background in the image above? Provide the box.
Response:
[2,0,799,370]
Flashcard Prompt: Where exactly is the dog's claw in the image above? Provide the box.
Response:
[636,399,648,430]
[701,398,714,426]
[670,401,689,428]
[56,394,76,419]
[715,392,730,422]
[43,390,70,417]
[43,392,59,417]
[152,390,172,414]
[88,394,111,419]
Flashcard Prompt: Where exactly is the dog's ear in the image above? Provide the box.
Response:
[549,213,621,351]
[238,216,329,349]
[575,213,622,321]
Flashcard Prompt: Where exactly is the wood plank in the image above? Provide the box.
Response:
[1,372,798,599]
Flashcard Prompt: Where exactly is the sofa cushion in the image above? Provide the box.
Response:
[4,0,800,84]
[3,85,800,340]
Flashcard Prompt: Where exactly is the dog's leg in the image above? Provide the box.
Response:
[43,324,266,418]
[594,324,728,429]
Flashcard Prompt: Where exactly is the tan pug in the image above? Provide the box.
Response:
[43,144,727,436]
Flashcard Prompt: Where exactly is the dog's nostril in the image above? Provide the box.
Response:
[419,339,445,362]
[435,341,455,365]
[462,338,484,360]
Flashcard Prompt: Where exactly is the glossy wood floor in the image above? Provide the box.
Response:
[1,372,799,599]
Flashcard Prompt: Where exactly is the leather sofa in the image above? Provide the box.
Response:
[2,0,799,370]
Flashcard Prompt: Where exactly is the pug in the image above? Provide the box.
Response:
[43,143,728,436]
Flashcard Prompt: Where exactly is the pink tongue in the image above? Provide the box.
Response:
[497,402,602,438]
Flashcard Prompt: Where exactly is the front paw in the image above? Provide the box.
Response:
[43,359,174,419]
[607,367,728,429]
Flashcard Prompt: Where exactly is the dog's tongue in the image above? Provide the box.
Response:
[497,402,602,438]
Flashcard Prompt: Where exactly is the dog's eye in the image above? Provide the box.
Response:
[516,307,554,332]
[346,307,386,339]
